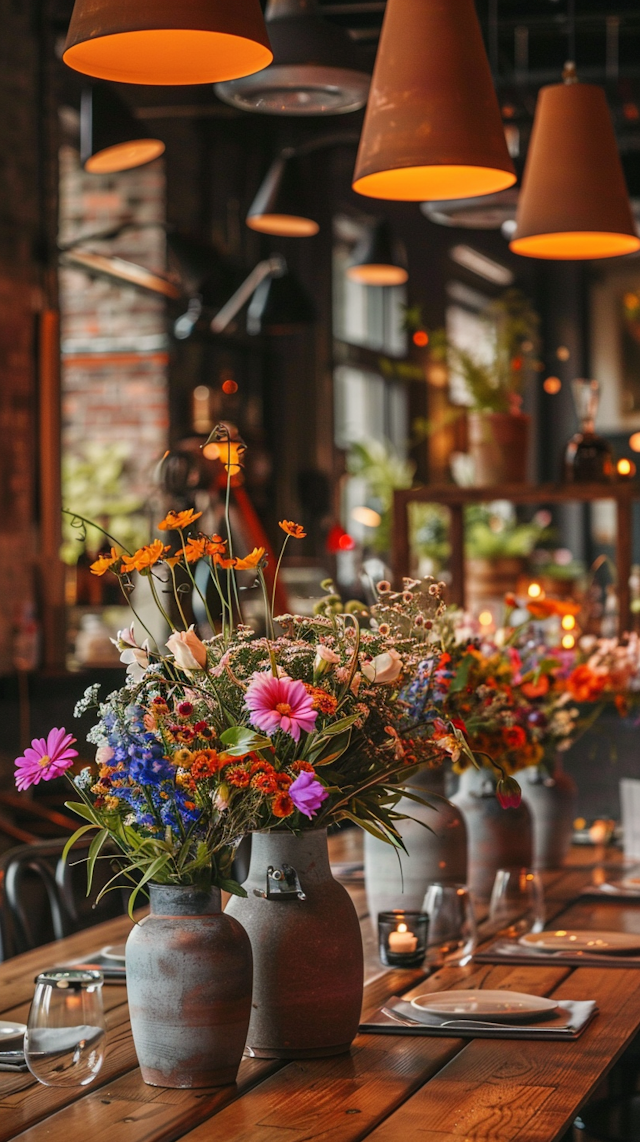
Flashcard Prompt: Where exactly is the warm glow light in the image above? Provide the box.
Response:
[353,165,516,203]
[351,506,382,528]
[543,376,562,394]
[630,433,640,453]
[510,231,640,260]
[562,634,576,649]
[64,29,273,86]
[561,614,576,631]
[397,923,408,933]
[413,331,429,347]
[556,347,570,361]
[618,457,636,477]
[202,440,244,474]
[346,264,408,286]
[246,214,319,238]
[84,139,165,173]
[527,582,543,599]
[478,610,494,627]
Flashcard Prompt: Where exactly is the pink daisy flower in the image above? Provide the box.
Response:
[245,673,317,743]
[15,728,78,791]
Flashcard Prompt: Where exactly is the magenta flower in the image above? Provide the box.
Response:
[245,673,317,742]
[289,770,328,819]
[15,728,78,791]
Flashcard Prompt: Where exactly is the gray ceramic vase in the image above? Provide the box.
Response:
[451,766,533,901]
[363,768,468,925]
[226,829,364,1059]
[126,883,252,1088]
[522,762,577,869]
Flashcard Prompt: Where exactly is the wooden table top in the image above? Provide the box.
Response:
[2,835,639,1142]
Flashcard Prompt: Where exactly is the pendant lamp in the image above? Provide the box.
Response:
[352,0,515,202]
[81,87,164,174]
[510,66,640,260]
[346,220,408,285]
[215,0,369,116]
[63,0,273,86]
[246,152,319,237]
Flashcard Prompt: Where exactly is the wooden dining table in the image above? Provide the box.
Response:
[2,834,640,1142]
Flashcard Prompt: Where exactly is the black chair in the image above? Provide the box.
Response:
[0,837,128,961]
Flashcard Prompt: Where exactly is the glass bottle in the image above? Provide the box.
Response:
[564,379,613,483]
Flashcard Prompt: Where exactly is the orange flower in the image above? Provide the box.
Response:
[567,664,606,703]
[527,597,581,620]
[272,791,294,818]
[303,684,338,715]
[184,537,206,564]
[191,750,222,780]
[521,675,550,699]
[253,771,278,794]
[226,766,250,788]
[90,547,120,576]
[503,725,526,750]
[158,509,203,531]
[279,520,306,539]
[165,552,183,569]
[235,547,266,570]
[275,772,293,790]
[205,535,227,556]
[291,760,316,774]
[121,539,169,574]
[212,553,237,569]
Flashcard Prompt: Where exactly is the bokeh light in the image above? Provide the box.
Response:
[543,376,562,394]
[527,582,543,598]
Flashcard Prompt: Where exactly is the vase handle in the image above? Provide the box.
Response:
[253,863,307,901]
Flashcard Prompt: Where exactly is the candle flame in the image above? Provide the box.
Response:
[397,923,408,933]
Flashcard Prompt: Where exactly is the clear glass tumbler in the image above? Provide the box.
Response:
[489,867,545,937]
[24,970,106,1087]
[422,884,477,967]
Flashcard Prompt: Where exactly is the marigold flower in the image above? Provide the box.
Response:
[503,725,526,750]
[184,537,206,563]
[158,509,203,532]
[235,547,267,570]
[279,520,306,539]
[521,675,550,699]
[90,548,120,577]
[291,760,316,774]
[275,772,293,789]
[226,766,250,788]
[303,683,338,715]
[272,791,294,818]
[253,772,278,794]
[121,539,169,574]
[567,664,606,703]
[172,748,194,768]
[191,750,222,780]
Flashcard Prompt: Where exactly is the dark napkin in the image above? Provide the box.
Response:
[360,996,597,1040]
[476,937,640,969]
[53,951,126,983]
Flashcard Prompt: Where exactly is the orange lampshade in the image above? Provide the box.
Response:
[352,0,515,202]
[510,78,640,260]
[63,0,273,86]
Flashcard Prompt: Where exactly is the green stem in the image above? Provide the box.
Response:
[147,572,177,632]
[271,534,289,616]
[177,530,217,632]
[62,509,132,555]
[117,579,157,649]
[169,563,189,629]
[258,568,275,642]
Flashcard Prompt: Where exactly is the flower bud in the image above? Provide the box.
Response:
[496,775,522,810]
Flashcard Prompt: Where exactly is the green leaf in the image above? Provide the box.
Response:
[342,810,401,846]
[449,653,474,693]
[220,727,273,756]
[127,854,171,920]
[217,878,248,898]
[86,829,110,896]
[64,800,103,827]
[321,714,360,737]
[61,824,96,866]
[310,729,352,767]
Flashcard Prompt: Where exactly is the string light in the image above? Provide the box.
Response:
[561,614,576,631]
[562,634,576,649]
[543,376,562,394]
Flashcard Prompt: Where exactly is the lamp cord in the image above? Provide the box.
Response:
[567,0,576,67]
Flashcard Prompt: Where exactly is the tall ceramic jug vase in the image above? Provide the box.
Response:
[126,883,252,1088]
[226,829,364,1059]
[451,766,533,901]
[364,768,468,926]
[522,759,577,869]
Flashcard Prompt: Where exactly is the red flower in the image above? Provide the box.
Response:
[177,701,194,718]
[292,760,316,774]
[191,750,222,780]
[226,766,250,788]
[194,720,208,734]
[272,792,294,818]
[275,772,293,789]
[496,776,522,810]
[253,772,278,795]
[503,725,526,750]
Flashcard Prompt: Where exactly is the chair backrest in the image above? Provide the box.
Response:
[0,837,128,961]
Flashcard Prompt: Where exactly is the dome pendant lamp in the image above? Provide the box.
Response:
[63,0,273,86]
[510,65,640,260]
[352,0,515,202]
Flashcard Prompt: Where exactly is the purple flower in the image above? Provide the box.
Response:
[15,728,78,791]
[245,673,317,742]
[289,770,328,819]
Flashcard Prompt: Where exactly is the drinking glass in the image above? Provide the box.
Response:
[24,970,106,1087]
[489,867,545,937]
[422,884,477,967]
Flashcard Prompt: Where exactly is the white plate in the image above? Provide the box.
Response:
[410,990,558,1021]
[101,944,127,962]
[520,929,640,954]
[618,876,640,892]
[0,1020,26,1047]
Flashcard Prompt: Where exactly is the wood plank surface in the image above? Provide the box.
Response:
[1,837,638,1142]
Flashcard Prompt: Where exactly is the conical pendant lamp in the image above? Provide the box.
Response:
[346,220,408,285]
[510,68,640,260]
[246,152,319,237]
[81,86,164,173]
[63,0,272,86]
[352,0,515,202]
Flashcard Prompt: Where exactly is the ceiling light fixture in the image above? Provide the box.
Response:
[215,0,369,116]
[246,150,319,237]
[352,0,515,202]
[63,0,272,86]
[510,64,640,260]
[449,244,514,286]
[346,220,408,286]
[81,86,164,174]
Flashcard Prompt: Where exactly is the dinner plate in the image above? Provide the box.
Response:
[0,1020,26,1050]
[101,944,127,962]
[618,876,640,892]
[410,990,558,1021]
[520,930,640,954]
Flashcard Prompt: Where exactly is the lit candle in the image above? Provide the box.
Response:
[388,922,418,954]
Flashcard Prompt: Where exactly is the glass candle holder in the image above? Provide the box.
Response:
[24,970,106,1087]
[378,911,429,968]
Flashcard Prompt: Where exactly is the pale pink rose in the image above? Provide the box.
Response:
[95,745,114,766]
[316,644,340,664]
[361,649,403,684]
[166,626,207,672]
[350,672,362,696]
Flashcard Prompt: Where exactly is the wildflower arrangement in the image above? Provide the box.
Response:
[15,429,462,909]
